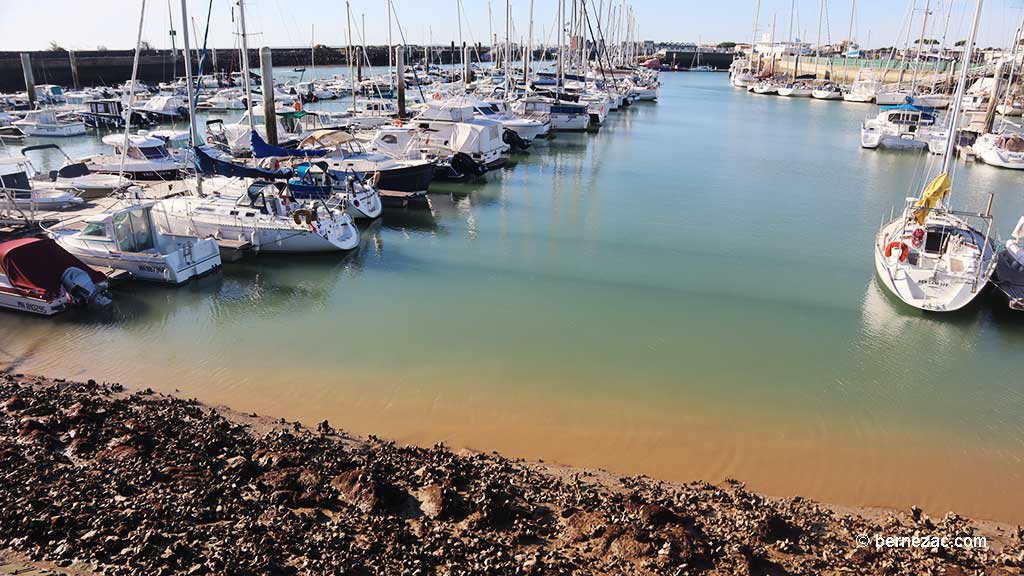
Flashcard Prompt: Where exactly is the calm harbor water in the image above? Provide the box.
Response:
[3,70,1024,522]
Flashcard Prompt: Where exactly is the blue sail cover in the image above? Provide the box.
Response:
[193,145,290,179]
[879,104,936,113]
[251,131,328,159]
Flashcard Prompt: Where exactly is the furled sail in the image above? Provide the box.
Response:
[914,172,951,225]
[251,131,328,159]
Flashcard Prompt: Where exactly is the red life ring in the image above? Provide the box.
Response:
[294,101,302,111]
[884,241,909,262]
[432,92,442,101]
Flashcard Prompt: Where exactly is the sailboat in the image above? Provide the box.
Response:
[873,0,997,312]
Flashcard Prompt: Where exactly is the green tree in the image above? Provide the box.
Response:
[47,41,65,52]
[717,41,737,49]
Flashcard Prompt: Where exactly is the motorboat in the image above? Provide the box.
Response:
[51,200,222,284]
[154,178,360,252]
[993,216,1024,310]
[0,112,27,141]
[0,237,111,316]
[0,157,85,211]
[811,82,843,100]
[12,109,87,137]
[139,95,189,120]
[77,99,157,129]
[80,133,185,180]
[206,106,325,156]
[911,93,951,109]
[199,88,248,111]
[972,131,1024,170]
[287,162,382,220]
[456,95,548,144]
[860,105,943,152]
[21,144,124,199]
[510,97,590,131]
[406,99,510,169]
[875,86,913,106]
[874,0,997,313]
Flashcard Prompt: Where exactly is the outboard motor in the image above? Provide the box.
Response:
[61,267,112,309]
[451,153,488,178]
[502,129,530,152]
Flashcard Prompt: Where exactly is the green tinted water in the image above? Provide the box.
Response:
[3,71,1024,521]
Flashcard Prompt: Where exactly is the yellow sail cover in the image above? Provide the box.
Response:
[913,172,951,225]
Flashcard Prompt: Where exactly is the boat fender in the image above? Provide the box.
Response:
[884,241,909,263]
[451,153,486,178]
[294,101,302,111]
[293,209,316,230]
[372,171,382,188]
[911,228,925,248]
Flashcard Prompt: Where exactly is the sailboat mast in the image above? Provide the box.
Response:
[237,0,255,132]
[167,0,177,73]
[524,0,534,88]
[118,0,147,187]
[941,0,984,172]
[814,0,824,79]
[387,0,393,82]
[179,0,201,194]
[347,2,356,113]
[311,24,315,74]
[750,0,761,74]
[911,0,931,94]
[557,0,564,86]
[844,0,856,84]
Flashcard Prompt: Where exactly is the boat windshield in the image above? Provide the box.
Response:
[138,146,170,160]
[112,208,155,253]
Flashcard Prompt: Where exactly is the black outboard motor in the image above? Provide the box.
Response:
[502,129,531,152]
[61,267,112,309]
[450,153,488,178]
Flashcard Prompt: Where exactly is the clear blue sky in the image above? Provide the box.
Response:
[0,0,1022,51]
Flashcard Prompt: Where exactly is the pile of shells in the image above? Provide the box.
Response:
[0,373,1021,575]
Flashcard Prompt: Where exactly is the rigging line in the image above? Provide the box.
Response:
[118,0,148,190]
[388,2,427,103]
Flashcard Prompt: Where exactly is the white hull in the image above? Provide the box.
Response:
[843,92,875,103]
[58,242,222,284]
[874,216,994,312]
[777,87,813,97]
[811,90,843,100]
[0,288,70,316]
[875,91,912,106]
[13,121,87,137]
[346,187,383,220]
[550,113,590,131]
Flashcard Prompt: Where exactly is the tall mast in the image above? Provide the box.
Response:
[311,24,315,74]
[237,0,254,131]
[557,0,564,86]
[814,0,824,79]
[347,2,355,113]
[387,0,393,82]
[119,0,147,187]
[179,0,201,194]
[941,0,984,173]
[911,0,931,94]
[843,0,856,84]
[524,0,534,88]
[167,0,177,74]
[505,0,511,95]
[750,0,761,74]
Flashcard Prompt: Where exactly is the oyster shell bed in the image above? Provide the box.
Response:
[1,373,1021,575]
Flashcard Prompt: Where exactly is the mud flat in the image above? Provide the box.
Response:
[1,373,1021,575]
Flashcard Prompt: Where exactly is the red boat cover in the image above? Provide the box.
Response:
[0,238,106,300]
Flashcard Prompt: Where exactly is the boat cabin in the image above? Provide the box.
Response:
[76,205,160,254]
[880,107,937,131]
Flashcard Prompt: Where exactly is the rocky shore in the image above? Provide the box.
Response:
[1,373,1022,575]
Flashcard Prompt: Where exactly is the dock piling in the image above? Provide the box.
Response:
[20,53,36,108]
[260,47,277,146]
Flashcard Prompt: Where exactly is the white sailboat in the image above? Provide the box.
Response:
[873,0,997,313]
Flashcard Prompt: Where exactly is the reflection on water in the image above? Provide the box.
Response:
[3,70,1024,522]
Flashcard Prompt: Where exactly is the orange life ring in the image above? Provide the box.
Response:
[432,92,442,101]
[294,101,302,111]
[393,118,403,127]
[884,241,909,262]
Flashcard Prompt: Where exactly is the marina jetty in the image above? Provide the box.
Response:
[0,373,1020,575]
[0,45,499,92]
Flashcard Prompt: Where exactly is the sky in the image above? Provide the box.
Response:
[1,0,1024,52]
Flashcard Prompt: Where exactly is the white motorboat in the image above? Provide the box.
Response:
[480,99,550,140]
[972,132,1024,169]
[406,99,510,169]
[0,237,111,316]
[910,93,951,109]
[0,112,27,141]
[81,133,185,180]
[0,157,84,211]
[875,87,913,106]
[860,105,943,152]
[12,109,87,137]
[511,97,590,131]
[200,88,248,111]
[21,144,124,199]
[874,0,997,313]
[52,200,222,284]
[154,178,360,253]
[140,95,189,120]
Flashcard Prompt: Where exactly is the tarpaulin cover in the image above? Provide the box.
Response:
[193,144,290,179]
[0,238,105,299]
[251,131,328,159]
